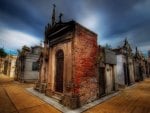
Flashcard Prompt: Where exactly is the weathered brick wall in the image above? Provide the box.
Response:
[73,24,98,105]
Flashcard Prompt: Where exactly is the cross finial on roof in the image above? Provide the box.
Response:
[53,4,56,8]
[59,13,63,23]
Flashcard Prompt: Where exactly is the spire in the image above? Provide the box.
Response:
[124,37,130,48]
[123,37,132,53]
[124,37,128,45]
[52,4,56,26]
[123,37,128,48]
[135,46,140,56]
[136,46,138,53]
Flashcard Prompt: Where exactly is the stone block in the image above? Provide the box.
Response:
[62,94,80,109]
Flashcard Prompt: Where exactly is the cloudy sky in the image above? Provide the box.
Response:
[0,0,150,55]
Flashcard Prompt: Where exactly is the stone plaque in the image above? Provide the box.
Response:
[104,49,117,65]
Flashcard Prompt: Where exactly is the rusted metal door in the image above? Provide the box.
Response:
[55,50,64,93]
[139,65,144,81]
[109,66,115,92]
[135,66,140,81]
[99,67,106,97]
[123,63,130,85]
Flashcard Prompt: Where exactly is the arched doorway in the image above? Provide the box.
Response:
[55,49,64,93]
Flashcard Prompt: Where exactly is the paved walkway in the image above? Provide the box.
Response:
[84,79,150,113]
[0,75,61,113]
[0,74,150,113]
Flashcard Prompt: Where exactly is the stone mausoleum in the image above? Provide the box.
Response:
[98,46,117,97]
[16,46,42,82]
[113,39,135,87]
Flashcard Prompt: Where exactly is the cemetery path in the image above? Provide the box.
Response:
[0,75,61,113]
[0,74,150,113]
[84,79,150,113]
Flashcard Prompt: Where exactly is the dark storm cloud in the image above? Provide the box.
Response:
[0,0,49,38]
[83,0,150,53]
[0,0,150,53]
[85,0,150,36]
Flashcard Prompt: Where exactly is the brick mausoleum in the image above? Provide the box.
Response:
[35,5,99,109]
[35,4,150,109]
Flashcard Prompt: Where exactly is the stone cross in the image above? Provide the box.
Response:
[59,13,63,23]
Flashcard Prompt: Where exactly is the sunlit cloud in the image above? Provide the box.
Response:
[79,14,99,32]
[0,28,40,50]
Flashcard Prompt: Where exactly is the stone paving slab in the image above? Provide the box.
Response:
[0,87,17,113]
[19,104,61,113]
[4,86,45,110]
[0,75,61,113]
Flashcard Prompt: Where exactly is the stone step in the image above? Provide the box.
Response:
[45,91,62,103]
[51,95,62,102]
